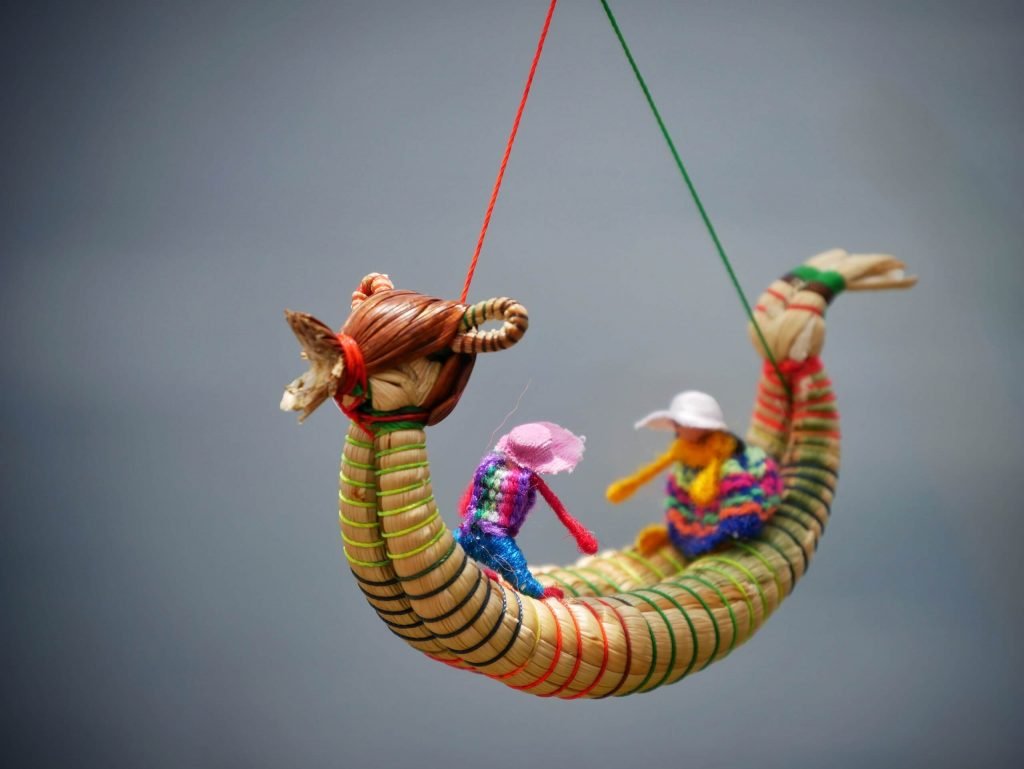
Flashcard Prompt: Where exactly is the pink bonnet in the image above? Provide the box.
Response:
[495,422,585,475]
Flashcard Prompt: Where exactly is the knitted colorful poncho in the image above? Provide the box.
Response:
[665,445,782,557]
[457,452,537,538]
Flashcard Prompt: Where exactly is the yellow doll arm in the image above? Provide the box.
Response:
[606,449,674,503]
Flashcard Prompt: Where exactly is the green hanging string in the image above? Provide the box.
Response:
[599,0,791,397]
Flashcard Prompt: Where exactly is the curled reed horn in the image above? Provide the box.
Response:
[351,273,394,308]
[451,297,529,353]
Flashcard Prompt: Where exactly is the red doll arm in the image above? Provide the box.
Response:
[531,475,598,555]
[457,479,474,518]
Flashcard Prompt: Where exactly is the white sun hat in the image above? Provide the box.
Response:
[634,390,729,432]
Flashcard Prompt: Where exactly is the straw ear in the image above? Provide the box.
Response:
[451,297,529,353]
[284,310,344,362]
[351,273,394,307]
[280,310,345,421]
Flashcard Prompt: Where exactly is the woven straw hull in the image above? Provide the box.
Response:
[316,251,914,698]
[339,361,836,699]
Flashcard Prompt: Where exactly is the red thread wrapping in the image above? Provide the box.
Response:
[334,333,369,433]
[336,334,367,396]
[332,333,429,435]
[595,599,632,698]
[755,394,787,418]
[786,303,823,316]
[541,600,583,698]
[565,601,611,699]
[512,598,564,691]
[752,411,786,433]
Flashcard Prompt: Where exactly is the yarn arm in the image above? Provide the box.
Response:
[531,475,598,554]
[456,479,474,518]
[605,448,675,503]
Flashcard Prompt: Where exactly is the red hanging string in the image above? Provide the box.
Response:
[460,0,559,304]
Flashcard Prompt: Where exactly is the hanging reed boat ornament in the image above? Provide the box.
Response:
[279,1,917,698]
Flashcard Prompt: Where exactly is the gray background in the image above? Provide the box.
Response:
[4,1,1022,767]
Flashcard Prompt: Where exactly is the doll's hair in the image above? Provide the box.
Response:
[342,289,476,425]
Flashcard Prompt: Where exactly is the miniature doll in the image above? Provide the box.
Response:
[455,422,598,599]
[606,391,781,558]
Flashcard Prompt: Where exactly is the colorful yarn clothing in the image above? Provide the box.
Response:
[664,445,782,558]
[458,453,537,538]
[455,451,597,599]
[456,528,547,599]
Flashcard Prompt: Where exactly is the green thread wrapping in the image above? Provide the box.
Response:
[701,556,770,622]
[571,566,624,593]
[377,479,429,497]
[338,490,376,509]
[784,476,835,501]
[605,554,644,586]
[341,531,385,548]
[378,494,436,518]
[344,406,427,437]
[387,528,446,560]
[666,581,720,670]
[659,548,688,573]
[340,472,375,489]
[639,586,699,683]
[747,535,797,596]
[619,549,667,581]
[555,568,601,596]
[376,443,427,458]
[599,0,791,398]
[818,271,846,294]
[372,420,427,436]
[795,418,839,433]
[732,540,785,605]
[345,434,373,450]
[344,548,391,568]
[790,264,846,295]
[676,573,738,657]
[399,539,459,583]
[693,564,756,637]
[376,461,429,476]
[342,456,374,471]
[382,510,440,538]
[339,512,378,529]
[773,509,821,542]
[622,599,659,696]
[784,489,829,524]
[623,591,676,691]
[802,401,838,413]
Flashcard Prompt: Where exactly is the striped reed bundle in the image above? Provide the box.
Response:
[282,250,915,698]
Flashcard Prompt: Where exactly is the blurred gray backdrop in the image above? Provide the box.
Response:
[3,1,1022,767]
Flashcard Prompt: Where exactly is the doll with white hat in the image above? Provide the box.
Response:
[606,391,781,558]
[455,422,599,599]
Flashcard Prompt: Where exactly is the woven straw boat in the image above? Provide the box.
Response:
[281,249,915,698]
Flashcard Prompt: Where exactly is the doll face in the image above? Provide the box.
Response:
[674,425,710,444]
